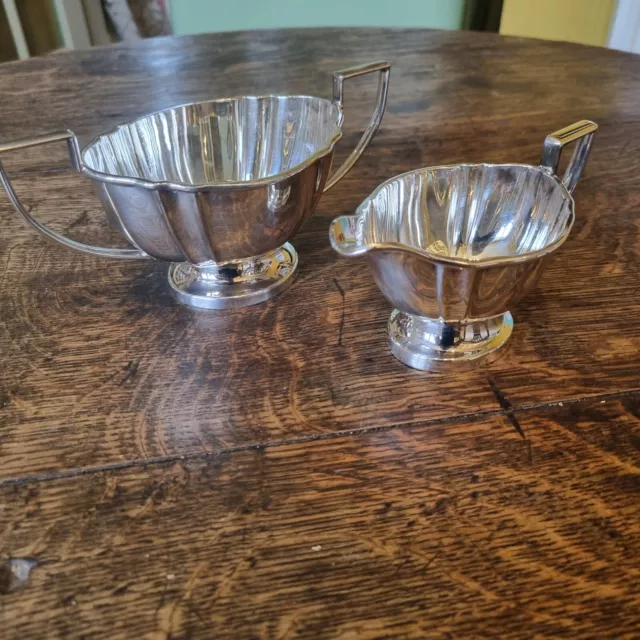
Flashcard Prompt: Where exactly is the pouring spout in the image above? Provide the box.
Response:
[329,215,369,257]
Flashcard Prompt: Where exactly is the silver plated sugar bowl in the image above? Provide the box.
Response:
[0,61,390,309]
[330,120,597,370]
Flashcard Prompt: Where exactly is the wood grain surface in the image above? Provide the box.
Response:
[1,396,639,639]
[0,28,639,638]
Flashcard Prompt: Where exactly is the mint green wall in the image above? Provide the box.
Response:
[171,0,465,34]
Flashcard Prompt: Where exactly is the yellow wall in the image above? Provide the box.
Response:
[500,0,616,47]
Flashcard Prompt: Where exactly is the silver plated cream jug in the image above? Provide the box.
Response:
[0,61,390,309]
[330,120,597,370]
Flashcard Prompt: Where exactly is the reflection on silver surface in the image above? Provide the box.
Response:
[361,164,573,261]
[388,309,513,370]
[0,62,391,309]
[82,97,342,187]
[168,242,298,309]
[330,120,597,370]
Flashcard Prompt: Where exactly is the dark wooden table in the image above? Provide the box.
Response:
[0,28,638,639]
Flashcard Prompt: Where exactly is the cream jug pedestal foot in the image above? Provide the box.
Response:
[387,310,513,371]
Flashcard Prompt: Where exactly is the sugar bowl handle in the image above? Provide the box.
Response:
[540,120,598,194]
[324,61,391,192]
[0,130,149,259]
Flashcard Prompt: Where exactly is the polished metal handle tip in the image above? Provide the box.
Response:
[329,215,368,257]
[540,120,598,194]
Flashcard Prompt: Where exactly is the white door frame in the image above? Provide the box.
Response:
[609,0,640,53]
[2,0,92,59]
[53,0,92,49]
[2,0,29,59]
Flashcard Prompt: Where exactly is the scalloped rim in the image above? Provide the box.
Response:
[80,95,343,191]
[348,163,576,269]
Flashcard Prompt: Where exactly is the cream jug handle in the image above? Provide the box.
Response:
[324,61,391,192]
[0,131,149,259]
[540,120,598,194]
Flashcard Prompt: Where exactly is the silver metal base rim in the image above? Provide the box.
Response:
[168,243,298,310]
[388,310,513,371]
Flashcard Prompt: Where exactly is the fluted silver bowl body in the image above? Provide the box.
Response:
[0,60,389,276]
[329,120,596,369]
[334,162,574,321]
[0,61,390,309]
[82,96,340,264]
[0,62,391,308]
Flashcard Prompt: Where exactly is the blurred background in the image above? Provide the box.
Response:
[0,0,636,62]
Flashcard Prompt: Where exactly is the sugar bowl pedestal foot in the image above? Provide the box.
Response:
[0,62,390,310]
[168,243,298,310]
